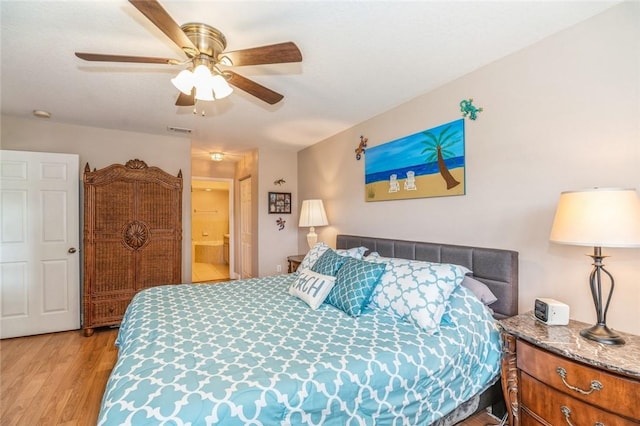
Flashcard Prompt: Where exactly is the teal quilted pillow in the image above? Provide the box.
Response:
[325,257,387,317]
[366,256,470,334]
[311,248,347,276]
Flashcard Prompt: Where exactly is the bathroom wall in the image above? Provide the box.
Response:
[192,186,230,243]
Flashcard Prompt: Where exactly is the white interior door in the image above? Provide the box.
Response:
[0,150,80,339]
[239,176,252,279]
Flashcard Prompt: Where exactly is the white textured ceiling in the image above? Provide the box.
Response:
[1,1,618,161]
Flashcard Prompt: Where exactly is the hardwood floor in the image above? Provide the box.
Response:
[0,328,118,426]
[0,328,501,425]
[462,412,502,426]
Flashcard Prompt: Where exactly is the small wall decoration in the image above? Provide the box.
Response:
[268,192,292,214]
[460,98,483,120]
[276,217,286,230]
[355,135,368,160]
[365,118,465,202]
[273,178,286,185]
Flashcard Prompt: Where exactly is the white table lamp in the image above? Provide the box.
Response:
[550,188,640,345]
[299,199,328,248]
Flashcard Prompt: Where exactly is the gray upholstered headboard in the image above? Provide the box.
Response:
[336,235,519,319]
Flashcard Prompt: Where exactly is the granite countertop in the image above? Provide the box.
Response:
[499,312,640,380]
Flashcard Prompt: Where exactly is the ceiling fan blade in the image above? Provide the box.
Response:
[225,71,284,105]
[175,89,195,107]
[220,42,302,66]
[75,52,180,65]
[128,0,198,57]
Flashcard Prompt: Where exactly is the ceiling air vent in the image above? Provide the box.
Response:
[166,126,192,135]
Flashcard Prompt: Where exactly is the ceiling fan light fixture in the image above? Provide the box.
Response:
[75,2,303,106]
[171,69,194,95]
[194,65,217,101]
[192,64,211,82]
[194,86,215,102]
[211,74,233,99]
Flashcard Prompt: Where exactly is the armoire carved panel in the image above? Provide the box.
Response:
[83,159,182,336]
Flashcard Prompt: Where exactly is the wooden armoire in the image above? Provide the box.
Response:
[82,159,182,336]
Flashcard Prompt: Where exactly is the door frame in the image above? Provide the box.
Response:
[191,176,236,279]
[239,175,253,279]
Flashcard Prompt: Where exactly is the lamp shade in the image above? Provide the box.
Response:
[211,74,233,99]
[550,188,640,248]
[171,69,194,95]
[299,199,328,227]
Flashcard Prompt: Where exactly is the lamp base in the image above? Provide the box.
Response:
[580,324,625,345]
[306,227,318,249]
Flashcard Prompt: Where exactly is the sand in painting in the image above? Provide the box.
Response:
[365,168,464,201]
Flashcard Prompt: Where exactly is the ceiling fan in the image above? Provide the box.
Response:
[75,0,302,106]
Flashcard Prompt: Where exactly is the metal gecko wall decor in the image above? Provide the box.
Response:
[355,135,368,160]
[460,98,483,120]
[276,217,286,230]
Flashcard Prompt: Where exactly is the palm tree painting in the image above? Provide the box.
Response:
[421,124,461,190]
[364,119,465,201]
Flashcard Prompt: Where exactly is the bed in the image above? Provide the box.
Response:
[97,235,518,425]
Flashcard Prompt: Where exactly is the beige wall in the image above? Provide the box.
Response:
[298,3,640,334]
[1,115,193,281]
[257,148,299,276]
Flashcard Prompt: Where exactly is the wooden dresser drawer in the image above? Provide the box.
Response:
[92,299,131,323]
[517,340,640,420]
[520,410,546,426]
[520,372,639,425]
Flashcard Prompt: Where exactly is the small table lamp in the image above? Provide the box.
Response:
[298,199,328,249]
[550,188,640,345]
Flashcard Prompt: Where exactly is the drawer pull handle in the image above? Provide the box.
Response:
[561,407,606,426]
[561,406,575,426]
[556,367,603,395]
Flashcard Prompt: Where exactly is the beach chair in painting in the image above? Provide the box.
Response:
[404,171,417,190]
[388,174,400,193]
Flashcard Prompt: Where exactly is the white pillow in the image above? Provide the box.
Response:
[289,269,336,310]
[298,242,367,271]
[366,256,470,334]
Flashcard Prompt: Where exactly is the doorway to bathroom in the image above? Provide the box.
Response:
[191,178,234,283]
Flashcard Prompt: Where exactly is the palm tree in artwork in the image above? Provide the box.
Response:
[420,124,461,189]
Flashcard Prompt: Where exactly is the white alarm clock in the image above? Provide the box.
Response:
[534,298,570,325]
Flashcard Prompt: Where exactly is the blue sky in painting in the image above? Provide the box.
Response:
[365,119,465,174]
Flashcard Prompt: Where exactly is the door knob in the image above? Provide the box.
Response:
[68,247,77,254]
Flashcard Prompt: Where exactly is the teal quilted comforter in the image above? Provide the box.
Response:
[98,274,501,425]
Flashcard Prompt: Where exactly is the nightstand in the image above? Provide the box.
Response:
[499,313,640,426]
[287,254,305,273]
